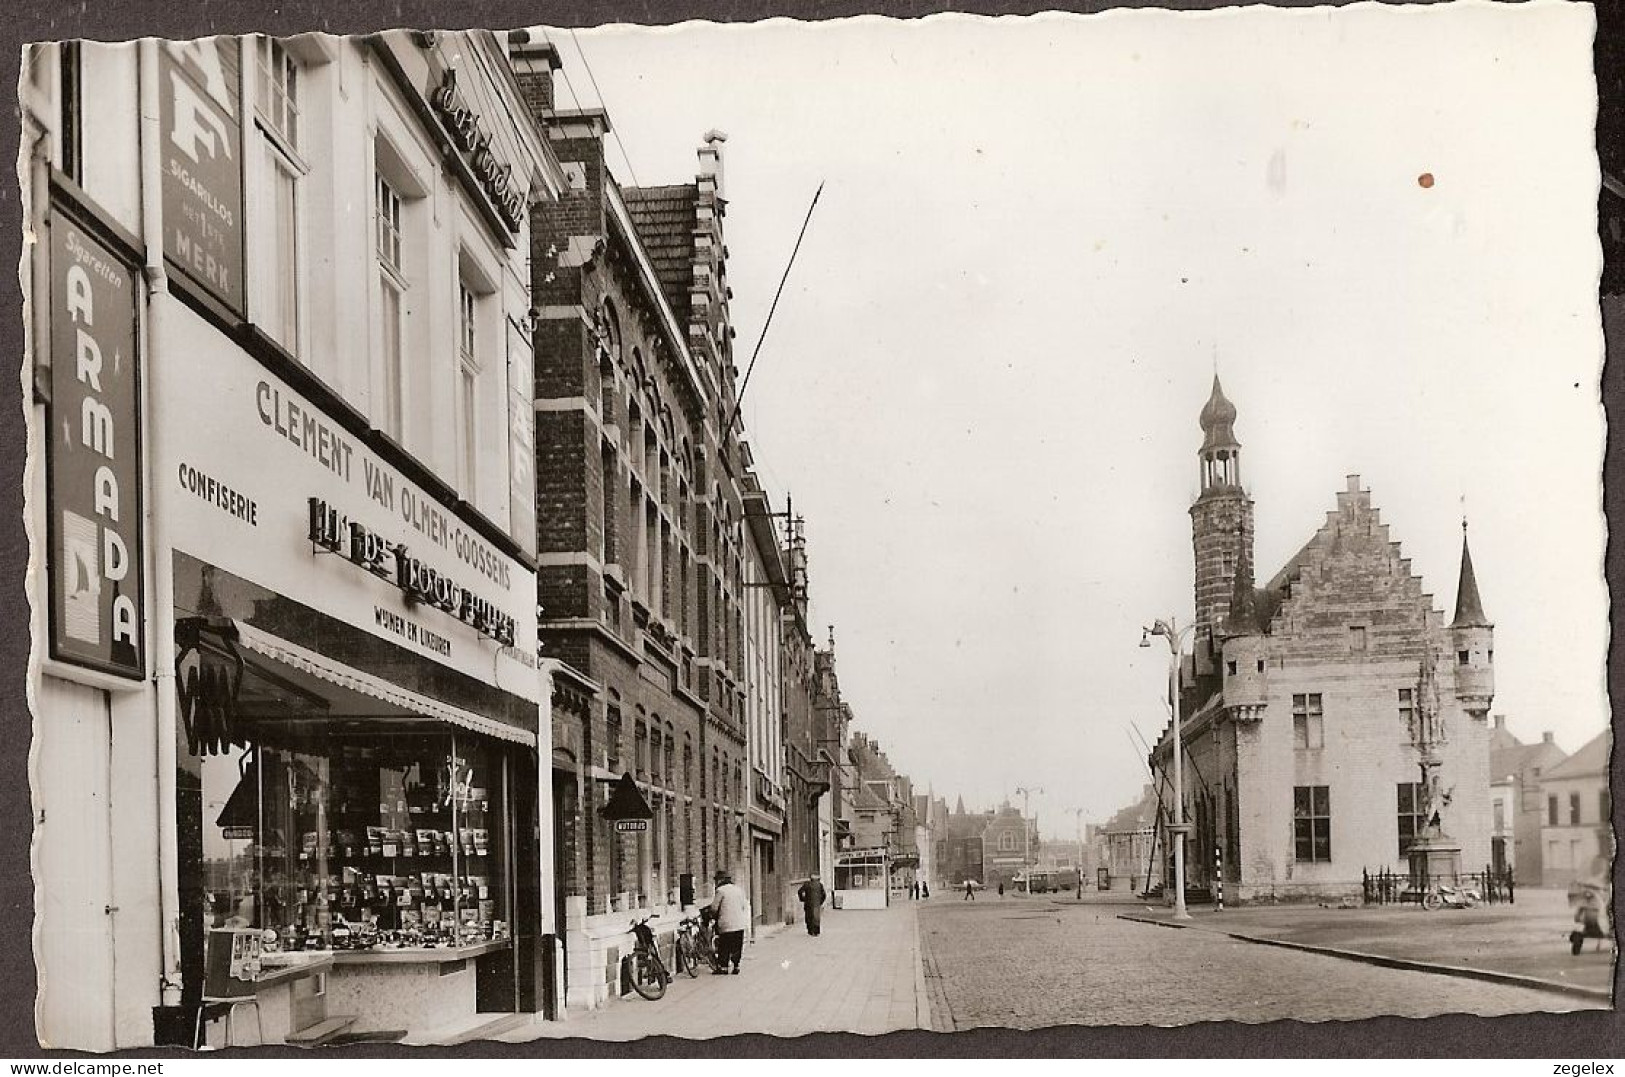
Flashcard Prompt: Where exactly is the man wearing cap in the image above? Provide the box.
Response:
[709,870,750,975]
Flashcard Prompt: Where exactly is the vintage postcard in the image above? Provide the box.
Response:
[17,0,1612,1051]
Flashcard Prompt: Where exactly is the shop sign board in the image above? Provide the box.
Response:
[156,303,541,702]
[429,68,526,233]
[614,820,649,834]
[47,214,145,679]
[159,38,245,317]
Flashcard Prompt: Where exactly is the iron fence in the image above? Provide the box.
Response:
[1361,865,1515,906]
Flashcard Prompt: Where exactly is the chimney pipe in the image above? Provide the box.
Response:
[1543,731,1555,744]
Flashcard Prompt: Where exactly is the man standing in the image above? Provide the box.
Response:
[797,874,827,937]
[709,871,750,975]
[963,879,975,901]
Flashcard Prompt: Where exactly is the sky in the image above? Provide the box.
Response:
[537,2,1606,837]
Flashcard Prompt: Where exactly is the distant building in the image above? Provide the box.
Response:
[1151,379,1494,902]
[1538,731,1612,889]
[939,800,990,887]
[1096,784,1163,892]
[981,802,1039,890]
[1487,715,1569,885]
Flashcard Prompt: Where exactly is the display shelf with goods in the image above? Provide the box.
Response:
[203,730,512,966]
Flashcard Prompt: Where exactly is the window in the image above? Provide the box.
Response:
[1457,650,1470,666]
[1398,688,1415,741]
[1548,794,1559,826]
[1570,792,1581,825]
[1349,626,1366,652]
[1293,785,1331,863]
[999,832,1015,852]
[375,173,406,437]
[257,37,299,145]
[1397,782,1427,858]
[457,280,480,496]
[247,38,306,351]
[1493,800,1506,832]
[1292,693,1324,750]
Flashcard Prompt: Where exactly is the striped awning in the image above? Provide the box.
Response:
[233,621,537,748]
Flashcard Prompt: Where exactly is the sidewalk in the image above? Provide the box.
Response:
[499,901,931,1042]
[1117,887,1614,1000]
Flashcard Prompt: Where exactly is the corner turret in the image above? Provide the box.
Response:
[1450,521,1494,721]
[1221,523,1268,722]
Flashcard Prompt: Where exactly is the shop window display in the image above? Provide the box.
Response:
[201,731,509,956]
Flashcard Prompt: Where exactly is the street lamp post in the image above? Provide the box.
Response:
[1141,617,1197,921]
[1070,807,1085,900]
[1015,785,1042,893]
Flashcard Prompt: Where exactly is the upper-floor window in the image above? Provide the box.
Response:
[1570,792,1582,825]
[253,38,305,352]
[1292,693,1324,750]
[1398,688,1415,741]
[1548,794,1559,826]
[1348,626,1367,652]
[256,37,299,145]
[998,832,1015,851]
[374,172,406,437]
[457,279,480,496]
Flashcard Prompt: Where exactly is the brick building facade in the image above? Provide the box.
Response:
[512,39,757,1009]
[1151,378,1495,902]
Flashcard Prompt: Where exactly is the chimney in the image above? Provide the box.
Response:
[506,32,562,117]
[698,129,728,202]
[1543,732,1555,744]
[1494,715,1505,730]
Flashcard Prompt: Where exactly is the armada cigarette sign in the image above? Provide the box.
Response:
[48,216,145,678]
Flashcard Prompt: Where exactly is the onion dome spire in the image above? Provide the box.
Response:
[1199,374,1239,453]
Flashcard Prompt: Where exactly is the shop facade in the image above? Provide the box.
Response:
[26,31,564,1048]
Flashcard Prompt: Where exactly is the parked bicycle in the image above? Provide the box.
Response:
[674,914,711,978]
[626,916,671,1000]
[694,907,727,973]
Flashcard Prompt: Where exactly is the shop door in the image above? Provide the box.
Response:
[35,678,117,1050]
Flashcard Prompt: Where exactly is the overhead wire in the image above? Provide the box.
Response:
[568,28,641,190]
[539,30,588,118]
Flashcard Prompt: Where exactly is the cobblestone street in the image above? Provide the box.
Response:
[919,896,1607,1030]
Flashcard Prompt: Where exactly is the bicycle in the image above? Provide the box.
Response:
[626,916,671,1000]
[694,908,727,973]
[673,914,707,979]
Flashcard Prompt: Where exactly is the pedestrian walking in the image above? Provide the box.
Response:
[963,880,975,901]
[997,882,1004,897]
[921,881,930,899]
[709,870,750,975]
[797,874,826,937]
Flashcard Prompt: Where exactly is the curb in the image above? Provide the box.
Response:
[911,904,935,1031]
[1116,913,1612,1002]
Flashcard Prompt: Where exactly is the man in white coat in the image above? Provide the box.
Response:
[709,870,750,975]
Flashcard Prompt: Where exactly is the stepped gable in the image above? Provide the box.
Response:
[623,184,697,323]
[1256,475,1440,641]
